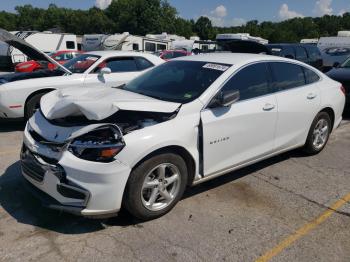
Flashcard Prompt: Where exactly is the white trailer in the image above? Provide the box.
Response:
[171,39,216,53]
[216,33,269,45]
[300,38,319,44]
[6,31,77,63]
[81,34,109,51]
[102,32,170,52]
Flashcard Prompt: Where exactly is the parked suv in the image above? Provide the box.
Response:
[22,54,345,220]
[267,44,323,70]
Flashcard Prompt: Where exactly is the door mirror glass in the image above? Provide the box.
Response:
[99,67,112,75]
[209,89,240,108]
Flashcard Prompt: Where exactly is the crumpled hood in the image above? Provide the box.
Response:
[41,87,181,121]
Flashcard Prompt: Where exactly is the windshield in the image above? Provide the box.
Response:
[123,61,230,103]
[341,57,350,68]
[63,54,100,73]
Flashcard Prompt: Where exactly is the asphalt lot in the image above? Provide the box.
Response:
[0,118,350,262]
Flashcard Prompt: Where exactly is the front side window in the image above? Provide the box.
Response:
[270,62,305,91]
[63,54,101,73]
[341,57,350,68]
[123,61,229,103]
[221,63,272,101]
[135,57,154,70]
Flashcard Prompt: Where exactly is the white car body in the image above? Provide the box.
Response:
[21,54,345,218]
[0,51,164,119]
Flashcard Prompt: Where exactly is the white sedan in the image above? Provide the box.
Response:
[0,30,164,119]
[22,53,345,220]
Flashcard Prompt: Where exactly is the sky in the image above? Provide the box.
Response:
[0,0,350,27]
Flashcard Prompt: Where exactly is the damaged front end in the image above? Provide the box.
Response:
[21,88,181,216]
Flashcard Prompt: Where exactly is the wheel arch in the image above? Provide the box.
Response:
[131,145,197,186]
[319,107,335,132]
[24,88,57,113]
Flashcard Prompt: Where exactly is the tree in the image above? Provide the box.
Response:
[1,2,350,43]
[194,16,214,40]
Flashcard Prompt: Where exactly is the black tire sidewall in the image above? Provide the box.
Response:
[25,93,45,120]
[123,153,188,220]
[304,112,331,154]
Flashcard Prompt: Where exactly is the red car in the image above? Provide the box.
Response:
[15,50,83,73]
[157,50,191,61]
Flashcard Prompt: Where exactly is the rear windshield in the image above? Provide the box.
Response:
[123,61,230,103]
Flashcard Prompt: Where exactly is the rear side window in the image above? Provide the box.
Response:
[135,57,154,70]
[305,46,321,60]
[173,52,187,58]
[281,46,295,59]
[270,62,305,91]
[304,67,320,84]
[222,63,272,101]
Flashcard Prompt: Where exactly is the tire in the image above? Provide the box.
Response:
[303,112,332,155]
[24,93,46,120]
[123,153,188,220]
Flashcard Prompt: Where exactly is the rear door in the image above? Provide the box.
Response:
[201,62,278,176]
[270,62,321,151]
[83,56,147,88]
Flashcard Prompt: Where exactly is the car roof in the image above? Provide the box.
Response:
[174,53,292,65]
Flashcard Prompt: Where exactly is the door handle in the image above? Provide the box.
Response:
[307,93,317,100]
[263,103,275,111]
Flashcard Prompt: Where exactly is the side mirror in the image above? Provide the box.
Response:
[99,67,112,76]
[333,62,340,68]
[209,89,240,108]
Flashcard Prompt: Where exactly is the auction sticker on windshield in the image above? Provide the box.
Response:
[203,63,230,71]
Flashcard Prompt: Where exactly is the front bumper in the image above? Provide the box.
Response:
[21,123,132,217]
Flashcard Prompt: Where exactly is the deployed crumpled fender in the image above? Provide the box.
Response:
[40,87,181,121]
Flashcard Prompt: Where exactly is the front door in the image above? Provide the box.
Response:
[201,62,278,176]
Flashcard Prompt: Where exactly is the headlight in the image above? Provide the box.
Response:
[68,126,125,162]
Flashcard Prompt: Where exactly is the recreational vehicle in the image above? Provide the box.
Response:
[7,31,77,64]
[216,33,269,45]
[102,33,171,52]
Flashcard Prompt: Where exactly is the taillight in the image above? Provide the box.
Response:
[340,85,346,95]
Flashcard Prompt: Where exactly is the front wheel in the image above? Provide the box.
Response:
[303,112,331,155]
[123,153,188,220]
[24,93,46,120]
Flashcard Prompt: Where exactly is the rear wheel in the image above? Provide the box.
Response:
[123,153,188,220]
[303,112,331,154]
[24,93,46,120]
